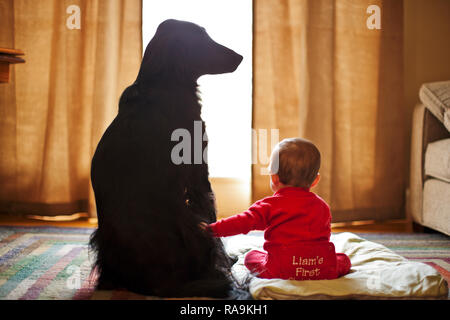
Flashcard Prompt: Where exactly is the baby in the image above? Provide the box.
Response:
[204,138,351,280]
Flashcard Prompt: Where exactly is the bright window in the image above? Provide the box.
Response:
[142,0,253,179]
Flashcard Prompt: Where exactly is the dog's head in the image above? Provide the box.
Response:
[137,19,243,84]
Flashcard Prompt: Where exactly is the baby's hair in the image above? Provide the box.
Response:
[269,138,321,188]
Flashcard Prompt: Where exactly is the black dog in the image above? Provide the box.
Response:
[89,19,244,298]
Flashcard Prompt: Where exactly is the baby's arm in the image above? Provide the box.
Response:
[205,200,270,237]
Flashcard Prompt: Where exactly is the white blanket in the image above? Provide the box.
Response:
[223,232,448,299]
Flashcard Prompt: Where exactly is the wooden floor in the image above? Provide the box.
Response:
[0,214,97,228]
[331,219,413,233]
[0,214,414,233]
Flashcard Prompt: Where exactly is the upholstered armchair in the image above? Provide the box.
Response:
[408,81,450,236]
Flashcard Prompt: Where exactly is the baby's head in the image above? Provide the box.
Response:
[268,138,321,192]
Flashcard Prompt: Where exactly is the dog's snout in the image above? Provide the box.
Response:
[233,53,243,71]
[236,53,243,64]
[217,50,242,74]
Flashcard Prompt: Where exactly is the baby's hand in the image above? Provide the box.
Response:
[199,221,208,231]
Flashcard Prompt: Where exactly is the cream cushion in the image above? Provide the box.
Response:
[423,179,450,236]
[425,138,450,183]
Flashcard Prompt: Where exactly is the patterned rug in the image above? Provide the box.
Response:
[356,233,450,286]
[0,226,449,300]
[0,226,96,300]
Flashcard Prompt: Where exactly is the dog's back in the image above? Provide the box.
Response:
[90,83,232,297]
[90,20,245,298]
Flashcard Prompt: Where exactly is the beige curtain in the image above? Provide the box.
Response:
[0,0,142,217]
[253,0,405,222]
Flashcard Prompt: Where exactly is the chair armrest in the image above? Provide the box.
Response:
[408,104,425,224]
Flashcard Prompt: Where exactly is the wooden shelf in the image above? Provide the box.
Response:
[0,47,25,83]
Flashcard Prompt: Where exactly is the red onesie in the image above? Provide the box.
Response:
[208,187,351,280]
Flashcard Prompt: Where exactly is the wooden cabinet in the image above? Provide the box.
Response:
[0,48,25,83]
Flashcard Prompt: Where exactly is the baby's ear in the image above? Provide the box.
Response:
[310,173,321,188]
[270,174,280,185]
